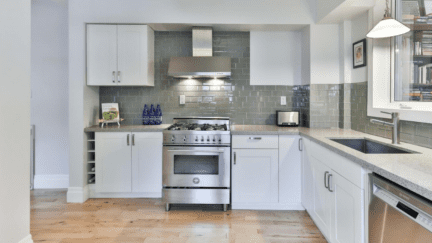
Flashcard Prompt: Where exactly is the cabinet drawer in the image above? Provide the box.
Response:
[232,135,278,149]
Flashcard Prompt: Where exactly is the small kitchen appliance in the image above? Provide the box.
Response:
[276,111,299,127]
[162,117,231,211]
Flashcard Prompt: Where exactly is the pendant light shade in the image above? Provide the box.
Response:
[367,18,410,38]
[366,0,411,39]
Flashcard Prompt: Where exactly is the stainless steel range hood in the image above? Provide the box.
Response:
[167,27,231,78]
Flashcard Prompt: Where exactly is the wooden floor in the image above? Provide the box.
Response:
[31,190,327,243]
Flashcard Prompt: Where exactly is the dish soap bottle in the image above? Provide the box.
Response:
[142,104,149,125]
[156,104,162,125]
[149,104,155,125]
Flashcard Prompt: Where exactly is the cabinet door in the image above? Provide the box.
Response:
[131,132,162,193]
[95,132,132,193]
[301,138,314,211]
[279,136,301,204]
[311,157,332,239]
[232,149,278,203]
[118,25,154,86]
[87,25,118,86]
[330,172,363,243]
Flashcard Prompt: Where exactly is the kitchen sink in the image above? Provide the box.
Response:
[329,138,417,154]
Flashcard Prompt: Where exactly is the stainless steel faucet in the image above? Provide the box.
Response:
[370,111,400,144]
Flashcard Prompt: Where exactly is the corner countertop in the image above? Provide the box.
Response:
[232,125,432,202]
[84,124,171,132]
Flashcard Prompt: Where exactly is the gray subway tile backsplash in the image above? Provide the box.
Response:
[100,31,304,126]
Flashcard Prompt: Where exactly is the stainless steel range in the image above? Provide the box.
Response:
[162,117,231,211]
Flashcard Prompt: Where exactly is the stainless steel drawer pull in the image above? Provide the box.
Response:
[249,137,262,140]
[167,150,224,153]
[118,71,121,83]
[328,174,334,192]
[324,171,329,189]
[127,134,130,146]
[112,71,115,83]
[234,152,236,165]
[132,134,135,146]
[299,138,303,151]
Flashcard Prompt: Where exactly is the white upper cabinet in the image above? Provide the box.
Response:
[250,31,302,86]
[87,25,118,86]
[87,24,154,86]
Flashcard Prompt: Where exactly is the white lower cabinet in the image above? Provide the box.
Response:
[231,135,302,210]
[232,149,279,204]
[311,157,332,240]
[96,132,132,193]
[302,138,365,243]
[330,172,363,243]
[95,132,162,196]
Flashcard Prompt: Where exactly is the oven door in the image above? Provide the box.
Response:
[163,146,230,188]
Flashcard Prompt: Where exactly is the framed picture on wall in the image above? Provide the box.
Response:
[353,39,367,69]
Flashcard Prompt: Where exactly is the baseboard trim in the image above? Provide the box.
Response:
[34,174,69,189]
[232,202,305,210]
[67,185,89,203]
[18,234,33,243]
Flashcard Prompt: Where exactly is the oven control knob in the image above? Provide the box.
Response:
[201,136,204,142]
[219,137,222,143]
[183,136,187,142]
[171,135,175,142]
[213,136,216,142]
[193,178,200,184]
[207,136,210,142]
[195,136,198,142]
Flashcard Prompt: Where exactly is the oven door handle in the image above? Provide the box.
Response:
[166,150,225,153]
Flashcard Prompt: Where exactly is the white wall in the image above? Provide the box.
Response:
[250,31,302,85]
[310,24,341,84]
[351,12,369,83]
[32,0,69,189]
[0,1,32,242]
[67,0,316,202]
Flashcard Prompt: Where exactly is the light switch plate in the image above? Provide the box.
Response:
[281,96,286,105]
[179,95,186,105]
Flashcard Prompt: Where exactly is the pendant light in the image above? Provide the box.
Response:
[367,0,410,38]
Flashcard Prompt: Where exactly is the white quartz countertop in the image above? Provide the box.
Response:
[232,125,432,201]
[84,124,171,132]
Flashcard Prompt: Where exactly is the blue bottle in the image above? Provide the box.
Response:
[149,104,156,125]
[142,104,149,125]
[156,104,162,125]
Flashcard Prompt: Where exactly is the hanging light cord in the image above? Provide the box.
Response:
[384,0,391,18]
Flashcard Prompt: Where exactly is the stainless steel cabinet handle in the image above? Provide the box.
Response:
[299,138,303,151]
[112,71,115,83]
[132,134,135,146]
[234,152,236,165]
[328,174,334,192]
[127,134,130,146]
[249,137,262,140]
[324,171,329,189]
[167,150,224,153]
[118,71,121,83]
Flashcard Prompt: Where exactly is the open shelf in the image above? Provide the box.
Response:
[86,132,96,184]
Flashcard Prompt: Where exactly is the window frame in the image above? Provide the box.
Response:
[367,0,432,123]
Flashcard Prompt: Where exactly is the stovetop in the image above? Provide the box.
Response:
[163,117,231,145]
[167,123,228,131]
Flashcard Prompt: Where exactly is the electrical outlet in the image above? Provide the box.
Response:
[179,95,186,105]
[281,96,287,105]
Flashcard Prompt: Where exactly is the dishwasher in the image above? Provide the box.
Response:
[369,174,432,242]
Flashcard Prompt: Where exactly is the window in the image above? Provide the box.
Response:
[394,0,432,102]
[367,0,432,123]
